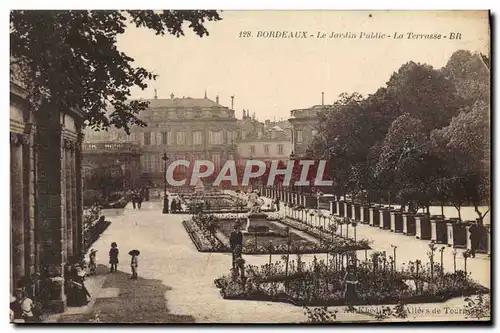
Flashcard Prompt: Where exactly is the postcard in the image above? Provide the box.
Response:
[9,10,490,324]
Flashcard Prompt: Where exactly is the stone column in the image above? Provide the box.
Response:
[10,132,25,289]
[75,133,84,255]
[71,144,79,257]
[36,115,66,313]
[25,125,37,284]
[64,139,73,260]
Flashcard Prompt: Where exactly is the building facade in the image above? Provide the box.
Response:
[84,94,238,187]
[82,142,143,191]
[236,125,293,165]
[288,104,333,156]
[10,80,85,313]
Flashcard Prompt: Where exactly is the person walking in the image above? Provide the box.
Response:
[109,242,119,273]
[137,191,143,209]
[229,222,243,270]
[131,190,137,209]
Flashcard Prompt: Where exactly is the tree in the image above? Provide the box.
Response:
[443,50,490,105]
[385,61,460,132]
[431,100,490,221]
[10,10,222,133]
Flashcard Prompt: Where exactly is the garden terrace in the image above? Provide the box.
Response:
[214,251,489,307]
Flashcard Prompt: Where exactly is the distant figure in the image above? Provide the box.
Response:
[131,190,137,209]
[109,242,119,273]
[469,220,483,258]
[163,195,169,214]
[89,249,97,276]
[229,223,243,269]
[171,198,177,213]
[343,265,358,310]
[142,187,149,202]
[275,198,280,212]
[137,191,143,209]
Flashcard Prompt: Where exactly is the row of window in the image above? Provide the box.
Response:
[293,129,317,144]
[248,144,284,155]
[141,131,229,146]
[141,154,223,172]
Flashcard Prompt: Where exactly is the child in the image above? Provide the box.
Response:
[343,264,358,310]
[89,249,97,276]
[109,242,119,273]
[129,249,140,279]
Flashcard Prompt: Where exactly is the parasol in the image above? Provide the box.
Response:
[128,249,140,256]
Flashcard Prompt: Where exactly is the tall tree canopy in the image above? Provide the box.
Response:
[309,49,490,214]
[10,10,222,133]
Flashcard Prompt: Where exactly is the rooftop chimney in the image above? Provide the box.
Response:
[242,109,245,119]
[216,95,219,104]
[231,95,234,110]
[321,92,324,105]
[154,89,158,99]
[204,89,207,99]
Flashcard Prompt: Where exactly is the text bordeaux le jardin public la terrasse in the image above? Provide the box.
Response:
[244,30,448,40]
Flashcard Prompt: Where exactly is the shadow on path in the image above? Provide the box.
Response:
[58,264,195,323]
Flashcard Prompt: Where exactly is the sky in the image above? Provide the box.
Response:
[117,10,489,122]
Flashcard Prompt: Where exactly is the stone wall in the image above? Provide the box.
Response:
[10,82,84,313]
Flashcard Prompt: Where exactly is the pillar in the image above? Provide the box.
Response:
[36,114,66,313]
[75,133,84,255]
[10,132,25,289]
[64,140,73,260]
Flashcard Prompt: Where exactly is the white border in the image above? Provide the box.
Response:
[1,1,498,332]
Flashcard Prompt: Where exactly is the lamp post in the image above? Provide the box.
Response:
[162,151,169,214]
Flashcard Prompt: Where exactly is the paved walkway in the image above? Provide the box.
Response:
[52,196,489,323]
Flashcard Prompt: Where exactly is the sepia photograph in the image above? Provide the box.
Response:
[8,9,491,324]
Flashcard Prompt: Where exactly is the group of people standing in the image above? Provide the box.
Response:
[170,197,183,213]
[131,187,148,209]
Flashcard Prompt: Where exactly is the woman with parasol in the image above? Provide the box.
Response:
[129,249,140,279]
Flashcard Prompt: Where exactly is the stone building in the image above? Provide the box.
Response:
[84,93,238,187]
[288,104,333,156]
[82,142,142,191]
[236,124,293,166]
[10,79,85,312]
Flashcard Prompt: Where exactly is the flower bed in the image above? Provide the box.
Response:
[183,214,369,255]
[182,218,228,252]
[276,216,371,252]
[216,218,324,255]
[83,215,111,252]
[214,254,489,306]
